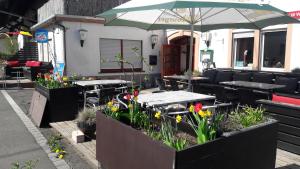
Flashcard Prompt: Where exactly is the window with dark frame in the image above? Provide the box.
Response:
[232,32,254,68]
[261,30,287,69]
[100,38,143,73]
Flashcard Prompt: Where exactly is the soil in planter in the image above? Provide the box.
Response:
[176,132,197,145]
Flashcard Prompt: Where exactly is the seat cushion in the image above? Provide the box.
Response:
[272,94,300,106]
[214,71,233,83]
[25,61,41,67]
[275,76,298,94]
[233,72,252,81]
[202,69,217,83]
[7,60,20,67]
[252,73,274,83]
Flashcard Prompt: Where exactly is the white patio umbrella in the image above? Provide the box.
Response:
[98,0,299,91]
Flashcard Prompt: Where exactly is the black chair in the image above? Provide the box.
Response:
[155,78,167,90]
[169,80,179,91]
[86,87,120,107]
[215,86,238,103]
[237,88,256,107]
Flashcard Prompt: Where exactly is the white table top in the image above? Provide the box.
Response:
[74,79,131,87]
[137,90,215,107]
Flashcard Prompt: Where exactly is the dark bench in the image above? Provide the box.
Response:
[193,69,300,105]
[257,99,300,155]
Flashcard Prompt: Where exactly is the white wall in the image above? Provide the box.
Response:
[62,21,164,76]
[38,26,65,66]
[202,29,230,69]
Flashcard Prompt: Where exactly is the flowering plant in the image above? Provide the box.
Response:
[188,103,223,144]
[36,72,73,89]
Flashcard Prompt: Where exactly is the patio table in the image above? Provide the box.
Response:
[74,79,131,108]
[164,75,209,91]
[164,75,208,81]
[74,79,131,87]
[137,90,215,107]
[220,81,285,92]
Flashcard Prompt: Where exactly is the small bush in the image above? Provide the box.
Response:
[76,108,97,126]
[222,106,267,131]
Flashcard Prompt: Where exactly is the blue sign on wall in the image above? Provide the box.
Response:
[35,29,48,43]
[53,63,65,79]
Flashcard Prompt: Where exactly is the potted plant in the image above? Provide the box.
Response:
[32,73,79,126]
[76,108,97,139]
[96,89,279,169]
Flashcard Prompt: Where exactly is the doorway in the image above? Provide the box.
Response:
[160,35,195,76]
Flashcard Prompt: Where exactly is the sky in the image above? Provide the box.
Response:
[269,0,300,12]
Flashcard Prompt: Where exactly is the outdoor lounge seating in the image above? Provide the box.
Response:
[193,69,300,107]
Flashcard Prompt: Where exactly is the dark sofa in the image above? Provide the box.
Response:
[194,69,300,100]
[257,99,300,155]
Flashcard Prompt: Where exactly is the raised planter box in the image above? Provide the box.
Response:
[35,84,79,125]
[258,99,300,155]
[96,112,278,169]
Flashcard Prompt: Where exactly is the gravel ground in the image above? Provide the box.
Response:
[7,88,94,169]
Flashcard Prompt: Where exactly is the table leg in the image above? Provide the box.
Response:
[17,71,21,88]
[84,91,87,110]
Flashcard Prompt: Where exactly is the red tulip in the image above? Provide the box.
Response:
[125,93,131,101]
[195,103,203,113]
[133,90,139,97]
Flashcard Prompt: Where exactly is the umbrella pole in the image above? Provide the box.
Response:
[188,8,195,92]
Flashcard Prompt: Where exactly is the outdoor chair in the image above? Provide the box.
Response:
[0,66,7,89]
[86,87,120,107]
[215,86,238,103]
[155,78,167,91]
[237,88,257,107]
[169,80,179,91]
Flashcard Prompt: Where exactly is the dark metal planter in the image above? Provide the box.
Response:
[96,112,278,169]
[97,112,224,169]
[222,120,278,169]
[35,84,79,125]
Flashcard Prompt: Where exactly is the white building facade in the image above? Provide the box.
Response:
[32,15,164,80]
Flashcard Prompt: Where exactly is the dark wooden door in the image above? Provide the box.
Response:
[160,45,181,76]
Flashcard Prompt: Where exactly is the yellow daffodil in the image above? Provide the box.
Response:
[111,106,119,113]
[198,110,206,118]
[206,110,212,117]
[62,76,68,81]
[58,154,64,159]
[154,111,161,119]
[107,101,113,108]
[55,149,60,153]
[176,115,182,123]
[189,105,195,113]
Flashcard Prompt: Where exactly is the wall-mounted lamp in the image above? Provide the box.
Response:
[151,34,158,49]
[79,29,88,47]
[201,32,212,48]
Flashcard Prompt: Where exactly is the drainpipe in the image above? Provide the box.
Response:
[56,23,68,76]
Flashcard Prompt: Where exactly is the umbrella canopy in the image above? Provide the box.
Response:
[98,0,299,91]
[99,0,299,31]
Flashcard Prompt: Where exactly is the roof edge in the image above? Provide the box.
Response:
[31,14,105,31]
